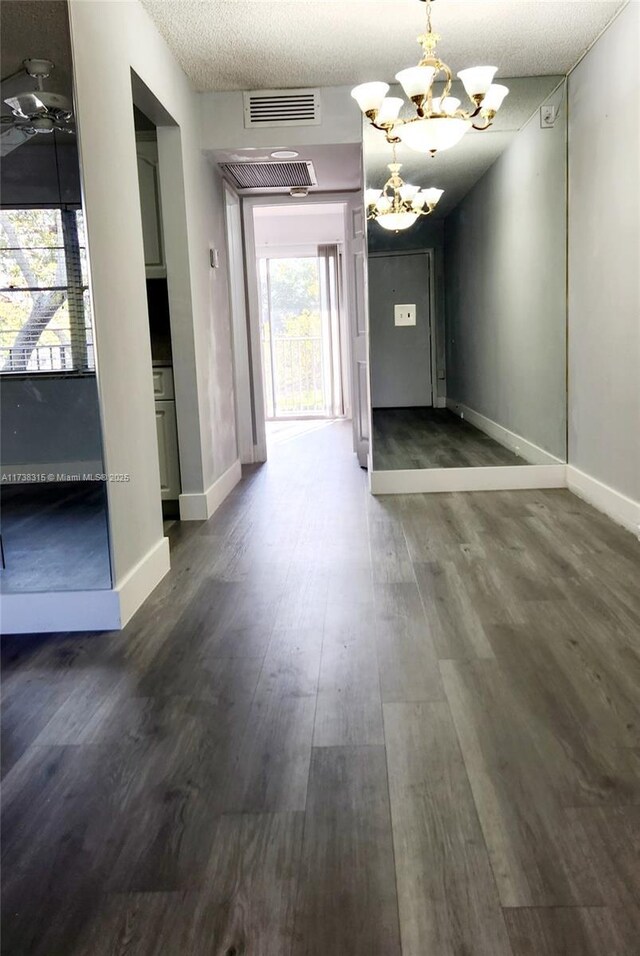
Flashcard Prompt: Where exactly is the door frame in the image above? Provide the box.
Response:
[241,193,359,461]
[223,181,254,464]
[367,247,438,409]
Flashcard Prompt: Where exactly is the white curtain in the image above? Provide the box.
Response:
[318,243,345,418]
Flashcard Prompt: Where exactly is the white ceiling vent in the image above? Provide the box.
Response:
[243,89,321,129]
[219,160,317,193]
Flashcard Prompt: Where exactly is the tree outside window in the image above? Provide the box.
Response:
[0,207,94,374]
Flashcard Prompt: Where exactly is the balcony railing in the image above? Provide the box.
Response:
[262,334,325,418]
[0,342,95,373]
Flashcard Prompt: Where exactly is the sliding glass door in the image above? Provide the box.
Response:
[258,250,344,419]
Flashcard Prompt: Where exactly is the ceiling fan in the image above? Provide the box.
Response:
[1,58,74,156]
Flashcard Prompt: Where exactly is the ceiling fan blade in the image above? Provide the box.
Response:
[0,125,35,156]
[4,92,46,117]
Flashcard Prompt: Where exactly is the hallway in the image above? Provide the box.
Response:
[2,420,639,955]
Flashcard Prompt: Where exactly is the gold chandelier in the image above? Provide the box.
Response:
[366,145,443,231]
[352,0,509,156]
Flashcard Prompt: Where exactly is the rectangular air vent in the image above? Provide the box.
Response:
[219,160,317,192]
[243,89,321,128]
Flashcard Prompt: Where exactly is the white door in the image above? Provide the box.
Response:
[345,198,370,468]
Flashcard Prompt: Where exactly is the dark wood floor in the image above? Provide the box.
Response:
[0,482,112,592]
[2,420,639,955]
[373,406,528,469]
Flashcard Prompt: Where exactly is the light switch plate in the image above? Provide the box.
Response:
[395,303,416,326]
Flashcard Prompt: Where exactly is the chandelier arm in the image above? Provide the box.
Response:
[471,116,494,131]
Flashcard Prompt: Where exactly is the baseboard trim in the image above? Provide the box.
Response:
[1,460,104,484]
[0,536,171,636]
[446,399,564,466]
[0,588,121,635]
[370,464,567,495]
[116,535,171,627]
[435,396,447,409]
[179,459,242,521]
[566,466,640,536]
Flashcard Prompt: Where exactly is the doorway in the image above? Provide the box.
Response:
[258,247,345,420]
[249,201,352,462]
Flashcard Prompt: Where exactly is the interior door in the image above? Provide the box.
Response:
[346,198,370,468]
[368,252,432,409]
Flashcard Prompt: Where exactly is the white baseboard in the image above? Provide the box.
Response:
[566,466,640,536]
[446,399,564,466]
[0,589,121,634]
[371,464,567,495]
[116,535,171,627]
[0,536,171,635]
[179,459,241,521]
[1,460,104,484]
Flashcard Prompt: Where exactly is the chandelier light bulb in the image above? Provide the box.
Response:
[376,97,404,125]
[431,96,462,116]
[351,82,389,114]
[365,188,383,204]
[457,66,498,102]
[395,66,436,102]
[421,187,445,206]
[351,0,508,156]
[481,83,510,113]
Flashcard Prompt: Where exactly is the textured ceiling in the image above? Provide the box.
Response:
[364,76,564,216]
[0,1,72,93]
[140,0,625,92]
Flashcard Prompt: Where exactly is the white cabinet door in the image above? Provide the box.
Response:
[155,400,181,499]
[136,141,165,278]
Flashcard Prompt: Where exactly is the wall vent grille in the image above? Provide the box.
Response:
[219,160,317,191]
[243,89,321,128]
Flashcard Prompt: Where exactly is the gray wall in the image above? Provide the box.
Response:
[369,251,432,408]
[444,83,567,460]
[567,2,640,503]
[368,217,446,402]
[1,376,103,469]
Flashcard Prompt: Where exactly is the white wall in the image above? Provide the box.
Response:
[567,1,640,514]
[201,86,361,150]
[444,83,567,461]
[254,205,345,256]
[68,0,238,615]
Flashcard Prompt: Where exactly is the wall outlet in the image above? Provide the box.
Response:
[540,104,558,128]
[394,303,416,326]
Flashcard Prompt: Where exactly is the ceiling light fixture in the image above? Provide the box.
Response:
[351,0,509,156]
[366,144,443,231]
[271,149,299,159]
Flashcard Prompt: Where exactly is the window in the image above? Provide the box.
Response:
[0,208,94,374]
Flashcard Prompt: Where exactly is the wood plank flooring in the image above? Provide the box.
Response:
[372,406,528,469]
[2,420,639,955]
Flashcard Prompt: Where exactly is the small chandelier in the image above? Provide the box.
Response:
[352,0,509,156]
[366,145,443,231]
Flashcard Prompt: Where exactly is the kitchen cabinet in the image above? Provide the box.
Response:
[153,366,180,500]
[136,139,166,279]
